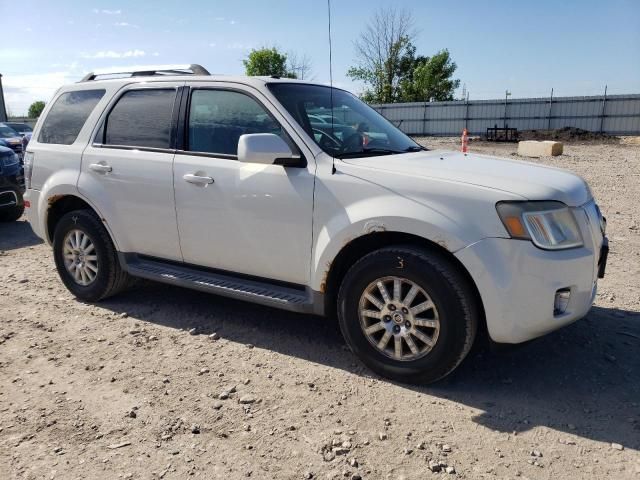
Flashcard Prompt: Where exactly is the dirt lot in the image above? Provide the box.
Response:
[1,139,639,480]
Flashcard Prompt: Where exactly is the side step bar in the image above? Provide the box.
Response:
[119,254,323,315]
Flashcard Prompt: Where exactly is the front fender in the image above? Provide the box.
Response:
[310,195,469,292]
[310,157,524,292]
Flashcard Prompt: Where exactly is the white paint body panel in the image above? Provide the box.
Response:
[25,74,603,346]
[79,146,182,260]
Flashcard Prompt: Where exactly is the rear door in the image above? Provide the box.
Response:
[79,83,183,260]
[172,83,316,285]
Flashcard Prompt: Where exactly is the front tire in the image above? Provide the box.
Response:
[53,209,130,302]
[337,246,479,384]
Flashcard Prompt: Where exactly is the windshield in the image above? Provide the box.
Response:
[268,83,423,158]
[0,124,18,138]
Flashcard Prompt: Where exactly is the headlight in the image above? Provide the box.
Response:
[1,153,19,167]
[496,201,583,250]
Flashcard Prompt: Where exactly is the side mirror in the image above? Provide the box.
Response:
[237,133,301,167]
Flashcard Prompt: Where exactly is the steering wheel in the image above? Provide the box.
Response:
[313,128,341,150]
[339,132,364,153]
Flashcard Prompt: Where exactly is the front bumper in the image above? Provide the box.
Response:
[455,200,607,344]
[456,238,599,343]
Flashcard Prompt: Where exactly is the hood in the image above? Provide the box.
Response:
[343,150,591,207]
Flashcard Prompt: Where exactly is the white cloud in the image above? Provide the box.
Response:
[81,49,146,59]
[152,52,160,57]
[93,8,121,14]
[209,43,217,48]
[3,71,77,116]
[114,22,139,28]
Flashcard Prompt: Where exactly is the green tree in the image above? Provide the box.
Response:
[243,47,295,78]
[28,100,46,118]
[399,49,460,102]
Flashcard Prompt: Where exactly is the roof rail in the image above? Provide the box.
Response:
[80,64,210,82]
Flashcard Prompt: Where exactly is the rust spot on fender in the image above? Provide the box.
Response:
[320,260,332,293]
[363,220,386,234]
[47,195,63,205]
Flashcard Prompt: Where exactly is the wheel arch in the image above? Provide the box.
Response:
[45,194,118,250]
[322,231,487,337]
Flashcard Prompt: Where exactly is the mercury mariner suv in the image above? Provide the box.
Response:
[23,64,609,383]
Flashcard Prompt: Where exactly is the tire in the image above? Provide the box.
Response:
[52,209,130,302]
[0,188,24,222]
[337,246,479,384]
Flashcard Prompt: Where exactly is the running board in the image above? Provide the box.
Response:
[120,254,322,315]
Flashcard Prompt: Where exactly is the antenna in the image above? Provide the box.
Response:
[327,0,336,174]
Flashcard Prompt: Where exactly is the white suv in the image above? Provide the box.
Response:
[23,64,608,383]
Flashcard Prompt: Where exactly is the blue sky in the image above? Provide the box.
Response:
[1,0,639,115]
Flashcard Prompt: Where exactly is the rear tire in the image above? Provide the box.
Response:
[53,209,130,302]
[337,246,478,384]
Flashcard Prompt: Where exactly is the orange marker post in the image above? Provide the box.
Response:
[461,128,469,153]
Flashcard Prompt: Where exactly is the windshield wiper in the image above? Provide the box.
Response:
[335,148,404,159]
[404,145,427,152]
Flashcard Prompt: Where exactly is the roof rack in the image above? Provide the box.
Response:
[80,64,211,82]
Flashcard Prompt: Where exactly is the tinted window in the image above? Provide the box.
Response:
[105,89,176,149]
[188,89,283,156]
[38,90,105,144]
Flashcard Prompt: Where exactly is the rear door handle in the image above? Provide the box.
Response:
[183,173,214,185]
[89,163,112,173]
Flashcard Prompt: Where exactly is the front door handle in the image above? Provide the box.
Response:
[183,173,214,185]
[89,163,112,173]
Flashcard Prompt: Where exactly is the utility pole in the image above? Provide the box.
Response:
[547,88,554,130]
[503,90,511,128]
[0,74,8,122]
[599,85,608,133]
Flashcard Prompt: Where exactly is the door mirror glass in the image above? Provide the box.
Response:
[238,133,297,166]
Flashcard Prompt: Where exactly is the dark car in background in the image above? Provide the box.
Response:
[0,145,25,221]
[4,122,33,137]
[0,123,24,159]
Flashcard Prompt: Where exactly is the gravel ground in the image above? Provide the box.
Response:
[1,139,639,480]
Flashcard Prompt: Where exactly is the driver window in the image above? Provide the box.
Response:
[188,89,285,156]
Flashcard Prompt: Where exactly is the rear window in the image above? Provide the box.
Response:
[38,90,105,144]
[104,89,176,149]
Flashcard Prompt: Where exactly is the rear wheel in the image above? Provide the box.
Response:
[337,246,479,384]
[53,210,130,301]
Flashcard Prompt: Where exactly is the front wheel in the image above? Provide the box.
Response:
[337,246,479,384]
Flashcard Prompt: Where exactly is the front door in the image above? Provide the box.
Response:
[173,85,315,285]
[79,84,183,261]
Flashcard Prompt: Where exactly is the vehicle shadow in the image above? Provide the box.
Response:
[99,282,640,450]
[0,218,44,251]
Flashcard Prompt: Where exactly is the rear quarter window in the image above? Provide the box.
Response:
[38,90,105,145]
